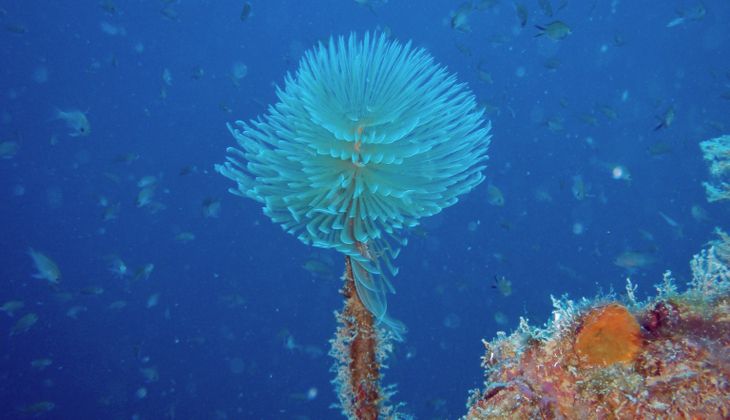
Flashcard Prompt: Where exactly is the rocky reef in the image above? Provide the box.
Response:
[466,231,730,419]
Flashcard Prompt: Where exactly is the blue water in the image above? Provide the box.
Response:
[1,1,728,418]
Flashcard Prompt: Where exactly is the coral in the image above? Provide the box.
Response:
[700,134,730,202]
[574,304,642,367]
[466,238,730,419]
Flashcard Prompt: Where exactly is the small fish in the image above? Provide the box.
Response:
[53,292,74,304]
[546,116,564,132]
[53,108,90,137]
[66,305,87,319]
[174,232,196,243]
[646,141,673,157]
[102,202,121,221]
[146,293,160,308]
[477,63,494,84]
[535,21,571,40]
[144,201,166,214]
[486,184,505,206]
[114,152,140,164]
[666,16,686,28]
[0,300,24,317]
[191,66,205,80]
[492,275,512,296]
[97,195,109,208]
[578,113,598,127]
[240,2,252,21]
[493,311,508,325]
[443,313,461,328]
[290,387,319,401]
[658,211,683,237]
[556,263,580,280]
[478,69,494,85]
[0,141,19,159]
[302,259,334,278]
[80,285,105,296]
[136,186,156,208]
[160,6,179,21]
[666,3,706,28]
[571,175,586,201]
[140,366,159,382]
[613,34,627,47]
[5,23,28,35]
[17,401,55,416]
[162,68,172,86]
[690,205,709,222]
[220,293,247,308]
[28,249,61,284]
[107,300,127,310]
[283,332,301,352]
[202,198,221,218]
[107,256,128,278]
[450,3,473,33]
[515,3,528,27]
[599,105,618,120]
[614,251,655,270]
[219,102,233,113]
[354,0,381,15]
[231,61,248,85]
[533,187,553,203]
[658,211,680,228]
[99,0,118,15]
[103,172,122,184]
[10,313,38,336]
[654,106,675,130]
[455,42,472,57]
[137,175,158,188]
[30,358,53,371]
[100,21,126,36]
[179,165,198,176]
[542,57,561,71]
[538,0,553,17]
[407,225,429,238]
[135,263,155,281]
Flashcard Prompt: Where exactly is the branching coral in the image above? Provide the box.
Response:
[700,134,730,202]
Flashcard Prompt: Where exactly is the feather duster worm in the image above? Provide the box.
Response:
[217,32,491,416]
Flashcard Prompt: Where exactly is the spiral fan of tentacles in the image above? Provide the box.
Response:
[216,32,491,338]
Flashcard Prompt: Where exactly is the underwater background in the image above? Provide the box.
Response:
[1,0,728,418]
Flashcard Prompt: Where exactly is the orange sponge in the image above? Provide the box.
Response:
[575,304,642,367]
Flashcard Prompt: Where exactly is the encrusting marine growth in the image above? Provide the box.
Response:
[466,231,730,419]
[700,134,730,202]
[574,303,642,367]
